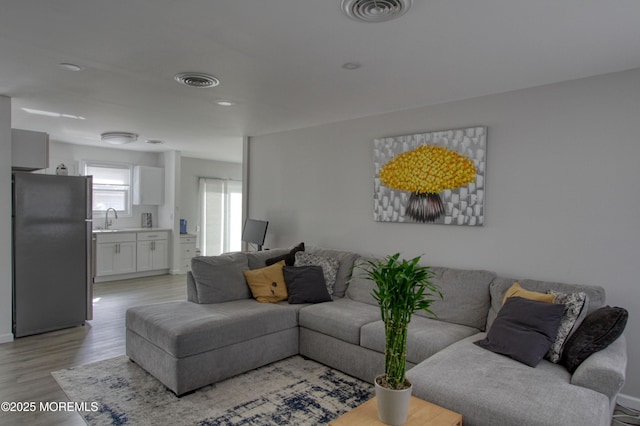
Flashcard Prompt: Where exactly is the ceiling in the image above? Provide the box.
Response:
[1,1,639,163]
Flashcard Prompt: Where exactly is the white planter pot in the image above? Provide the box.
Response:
[375,375,413,426]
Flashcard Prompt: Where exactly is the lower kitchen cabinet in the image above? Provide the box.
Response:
[95,233,137,276]
[94,229,171,281]
[180,234,197,273]
[137,233,169,271]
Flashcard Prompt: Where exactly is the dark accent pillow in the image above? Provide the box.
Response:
[283,265,332,304]
[560,306,628,373]
[265,242,305,267]
[474,297,565,367]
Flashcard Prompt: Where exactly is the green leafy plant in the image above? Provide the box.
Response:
[360,253,443,390]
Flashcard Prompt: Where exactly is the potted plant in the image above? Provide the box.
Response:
[360,253,442,425]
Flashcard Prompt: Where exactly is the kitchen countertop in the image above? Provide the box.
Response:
[92,228,172,234]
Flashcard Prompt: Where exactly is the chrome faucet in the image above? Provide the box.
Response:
[105,208,118,229]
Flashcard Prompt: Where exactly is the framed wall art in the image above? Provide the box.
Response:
[373,126,486,226]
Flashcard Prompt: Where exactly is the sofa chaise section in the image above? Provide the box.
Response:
[126,299,299,395]
[406,276,627,426]
[407,333,615,426]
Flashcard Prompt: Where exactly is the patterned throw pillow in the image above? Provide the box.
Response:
[546,290,587,363]
[294,252,339,295]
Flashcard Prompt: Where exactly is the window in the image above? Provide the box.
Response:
[84,162,133,216]
[198,178,242,255]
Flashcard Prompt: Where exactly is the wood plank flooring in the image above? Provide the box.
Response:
[0,273,187,426]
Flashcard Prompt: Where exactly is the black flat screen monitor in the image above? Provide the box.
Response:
[242,219,268,251]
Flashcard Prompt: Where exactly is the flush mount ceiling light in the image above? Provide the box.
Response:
[101,132,138,145]
[341,0,412,22]
[174,72,220,88]
[216,100,235,106]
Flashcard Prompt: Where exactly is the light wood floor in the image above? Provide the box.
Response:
[0,273,187,426]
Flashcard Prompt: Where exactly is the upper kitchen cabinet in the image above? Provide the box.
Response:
[12,129,49,171]
[133,165,164,205]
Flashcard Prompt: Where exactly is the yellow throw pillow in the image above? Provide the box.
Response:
[503,282,556,305]
[243,261,288,303]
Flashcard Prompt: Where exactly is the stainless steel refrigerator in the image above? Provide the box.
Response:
[12,173,93,337]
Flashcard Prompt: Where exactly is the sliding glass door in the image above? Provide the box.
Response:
[198,178,242,255]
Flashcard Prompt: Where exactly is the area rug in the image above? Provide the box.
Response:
[52,355,374,425]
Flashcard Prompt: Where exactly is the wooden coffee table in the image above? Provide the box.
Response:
[330,396,462,426]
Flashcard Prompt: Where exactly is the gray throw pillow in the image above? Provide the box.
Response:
[294,252,339,295]
[546,290,587,363]
[283,266,332,304]
[191,253,250,303]
[474,297,565,367]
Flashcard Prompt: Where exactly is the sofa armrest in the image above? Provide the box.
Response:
[187,271,198,303]
[571,334,627,409]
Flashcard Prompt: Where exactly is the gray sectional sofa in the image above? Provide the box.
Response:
[126,247,627,426]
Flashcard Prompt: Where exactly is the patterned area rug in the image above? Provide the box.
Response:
[52,356,373,425]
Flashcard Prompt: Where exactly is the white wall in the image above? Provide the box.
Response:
[158,151,181,273]
[49,141,162,229]
[179,156,243,238]
[248,68,640,402]
[0,96,12,343]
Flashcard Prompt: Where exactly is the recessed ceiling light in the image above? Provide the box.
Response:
[58,62,83,71]
[146,139,165,145]
[341,62,362,70]
[174,72,220,88]
[22,107,85,120]
[101,132,138,145]
[216,100,235,106]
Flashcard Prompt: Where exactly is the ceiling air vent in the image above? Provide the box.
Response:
[174,72,220,88]
[341,0,412,23]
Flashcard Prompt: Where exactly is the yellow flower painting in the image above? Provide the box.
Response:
[374,127,486,225]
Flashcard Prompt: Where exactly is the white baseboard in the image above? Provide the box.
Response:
[617,393,640,411]
[0,332,14,344]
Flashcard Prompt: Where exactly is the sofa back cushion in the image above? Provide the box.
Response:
[486,277,606,331]
[415,267,496,331]
[306,247,360,298]
[346,257,378,306]
[246,249,289,270]
[190,252,250,303]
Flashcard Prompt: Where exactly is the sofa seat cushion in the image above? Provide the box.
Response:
[126,299,298,358]
[360,316,480,364]
[299,298,380,345]
[407,334,611,426]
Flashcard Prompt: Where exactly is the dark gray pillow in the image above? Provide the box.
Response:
[474,297,565,367]
[561,306,628,373]
[283,266,332,304]
[190,253,250,303]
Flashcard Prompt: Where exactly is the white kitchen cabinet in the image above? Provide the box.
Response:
[12,129,49,171]
[133,166,164,205]
[136,231,169,271]
[95,233,137,276]
[180,234,197,273]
